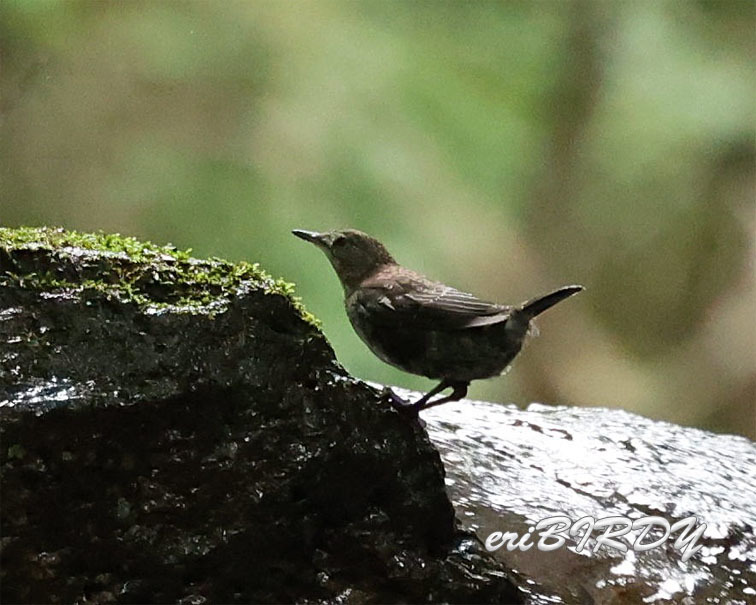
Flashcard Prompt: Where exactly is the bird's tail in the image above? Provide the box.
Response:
[516,285,584,321]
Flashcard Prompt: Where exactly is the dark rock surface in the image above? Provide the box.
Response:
[0,228,518,604]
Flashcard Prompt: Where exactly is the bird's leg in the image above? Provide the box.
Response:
[407,379,452,413]
[415,381,469,413]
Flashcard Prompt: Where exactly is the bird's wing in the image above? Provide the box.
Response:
[352,279,511,330]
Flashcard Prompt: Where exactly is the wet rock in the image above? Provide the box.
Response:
[0,227,518,604]
[414,394,756,604]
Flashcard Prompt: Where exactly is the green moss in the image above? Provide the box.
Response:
[0,226,320,327]
[1,225,193,262]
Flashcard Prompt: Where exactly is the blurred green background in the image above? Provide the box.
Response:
[1,1,753,437]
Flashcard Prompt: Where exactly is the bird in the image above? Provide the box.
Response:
[292,228,583,416]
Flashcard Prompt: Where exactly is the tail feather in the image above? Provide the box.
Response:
[517,285,583,320]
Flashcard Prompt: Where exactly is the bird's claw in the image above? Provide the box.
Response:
[380,387,423,419]
[380,386,408,409]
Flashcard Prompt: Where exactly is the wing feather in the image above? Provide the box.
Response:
[351,279,511,330]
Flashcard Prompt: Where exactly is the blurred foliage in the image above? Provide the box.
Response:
[1,0,753,437]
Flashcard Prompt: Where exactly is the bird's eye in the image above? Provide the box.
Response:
[332,236,347,248]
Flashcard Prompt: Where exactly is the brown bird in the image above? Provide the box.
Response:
[293,229,582,415]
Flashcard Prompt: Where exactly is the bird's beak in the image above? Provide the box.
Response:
[292,229,326,245]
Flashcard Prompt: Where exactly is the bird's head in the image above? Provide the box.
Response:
[292,229,396,293]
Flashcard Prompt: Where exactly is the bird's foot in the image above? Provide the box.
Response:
[380,387,424,421]
[380,386,409,410]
